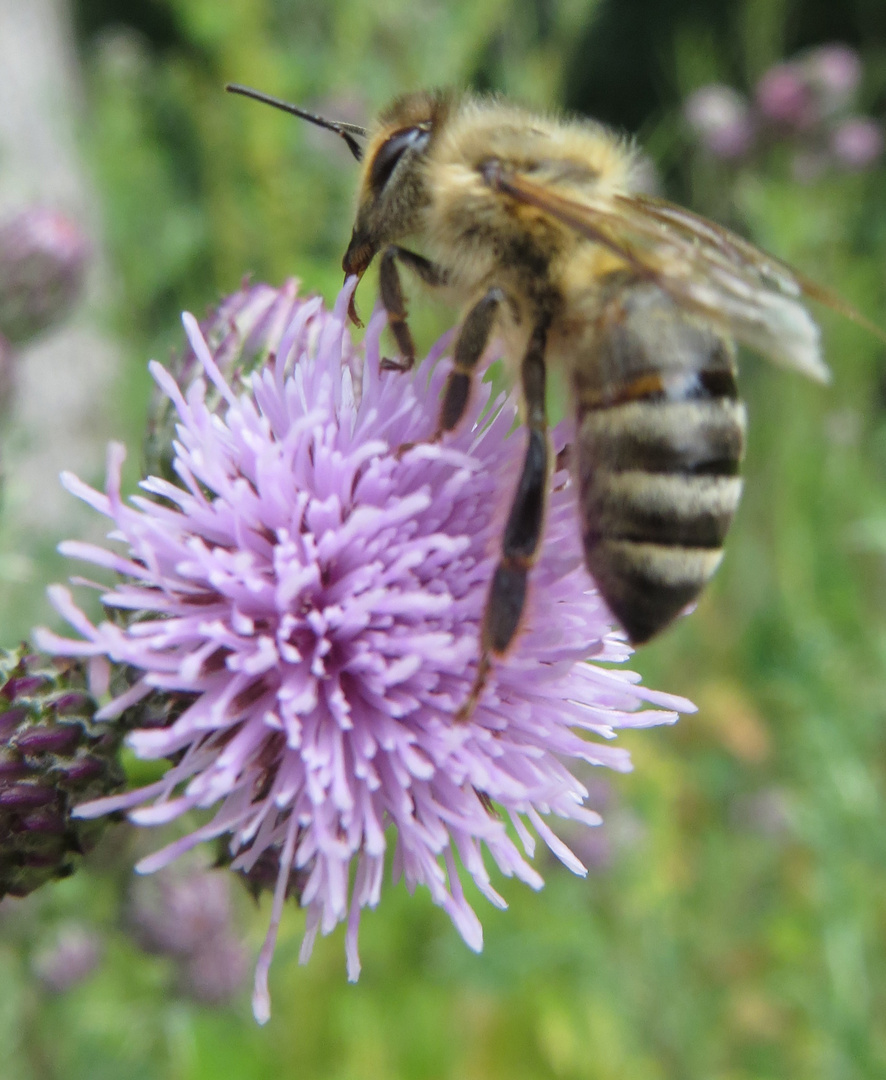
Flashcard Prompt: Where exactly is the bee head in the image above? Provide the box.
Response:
[342,91,452,298]
[226,83,450,326]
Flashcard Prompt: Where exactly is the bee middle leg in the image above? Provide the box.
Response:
[396,285,505,458]
[434,286,505,437]
[456,319,550,722]
[379,246,449,372]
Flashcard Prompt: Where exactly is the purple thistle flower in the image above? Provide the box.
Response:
[36,282,692,1023]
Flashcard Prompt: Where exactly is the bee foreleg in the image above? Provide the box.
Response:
[379,247,416,372]
[379,247,449,372]
[456,320,550,722]
[436,286,505,436]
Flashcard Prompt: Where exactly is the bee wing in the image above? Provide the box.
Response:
[482,164,863,382]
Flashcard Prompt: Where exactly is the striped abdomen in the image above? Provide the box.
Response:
[573,279,746,643]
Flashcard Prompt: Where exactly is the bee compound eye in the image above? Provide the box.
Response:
[369,127,431,191]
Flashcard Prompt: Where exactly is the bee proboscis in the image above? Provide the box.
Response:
[227,83,881,717]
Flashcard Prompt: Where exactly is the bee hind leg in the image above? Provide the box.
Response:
[378,246,449,372]
[456,319,550,722]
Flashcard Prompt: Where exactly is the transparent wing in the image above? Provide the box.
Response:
[482,163,883,382]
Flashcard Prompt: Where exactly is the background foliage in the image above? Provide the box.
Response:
[3,0,886,1077]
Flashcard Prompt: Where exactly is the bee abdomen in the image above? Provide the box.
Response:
[582,468,744,549]
[576,397,746,477]
[587,538,726,644]
[577,380,747,644]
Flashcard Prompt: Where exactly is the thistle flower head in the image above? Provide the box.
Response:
[37,281,691,1022]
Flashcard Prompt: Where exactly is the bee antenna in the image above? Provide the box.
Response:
[225,83,367,161]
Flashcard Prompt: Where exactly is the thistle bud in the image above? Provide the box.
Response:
[0,646,125,898]
[0,209,90,345]
[144,278,309,480]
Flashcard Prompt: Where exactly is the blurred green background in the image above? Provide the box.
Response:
[2,0,886,1077]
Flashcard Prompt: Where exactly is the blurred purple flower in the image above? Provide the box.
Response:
[831,116,884,170]
[756,44,866,134]
[0,208,90,345]
[804,44,862,114]
[178,933,250,1006]
[128,865,235,957]
[128,864,249,1007]
[684,85,755,159]
[689,45,880,181]
[755,63,817,130]
[32,923,103,993]
[37,282,691,1022]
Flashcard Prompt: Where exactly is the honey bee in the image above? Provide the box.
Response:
[227,84,876,715]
